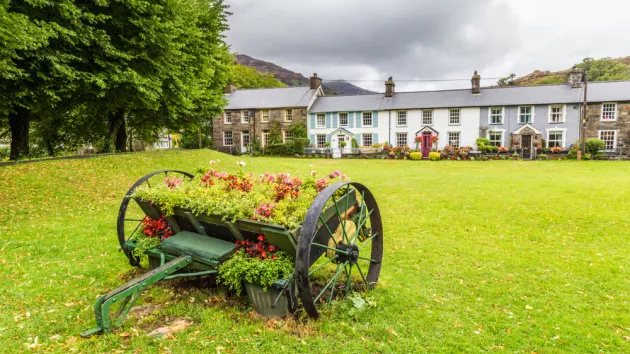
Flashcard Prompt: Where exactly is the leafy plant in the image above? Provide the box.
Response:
[429,152,440,161]
[538,154,548,160]
[351,138,359,149]
[585,138,606,156]
[132,216,173,257]
[583,153,592,160]
[410,152,422,160]
[340,141,347,148]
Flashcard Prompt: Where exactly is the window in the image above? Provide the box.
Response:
[283,130,293,143]
[241,110,250,124]
[396,132,407,147]
[362,112,373,127]
[397,111,407,127]
[519,106,533,124]
[488,131,502,147]
[448,132,460,148]
[223,131,233,146]
[285,109,293,122]
[489,107,503,124]
[599,130,617,150]
[548,131,564,148]
[601,103,617,121]
[549,105,565,123]
[449,109,460,125]
[362,133,373,147]
[261,110,269,122]
[316,113,325,128]
[316,134,326,148]
[339,113,348,127]
[261,131,271,147]
[224,111,232,124]
[422,110,433,125]
[241,131,250,147]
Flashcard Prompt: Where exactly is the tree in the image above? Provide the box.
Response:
[231,64,286,89]
[576,57,630,81]
[497,73,516,86]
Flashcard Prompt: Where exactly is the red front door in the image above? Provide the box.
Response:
[422,134,431,158]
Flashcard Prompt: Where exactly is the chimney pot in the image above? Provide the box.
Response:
[225,83,237,93]
[385,77,395,97]
[471,70,481,94]
[310,73,322,90]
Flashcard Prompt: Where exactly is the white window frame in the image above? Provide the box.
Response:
[396,111,407,127]
[487,130,504,147]
[224,111,232,124]
[285,109,293,122]
[338,112,348,127]
[449,109,461,126]
[223,131,233,146]
[600,102,617,122]
[283,130,293,143]
[545,128,567,148]
[447,131,460,148]
[548,104,566,123]
[488,107,503,125]
[422,109,433,126]
[241,131,250,148]
[241,110,250,124]
[362,112,373,127]
[261,110,270,123]
[262,131,270,147]
[395,132,408,147]
[518,106,534,124]
[316,113,326,128]
[362,133,373,147]
[598,130,618,151]
[316,134,326,148]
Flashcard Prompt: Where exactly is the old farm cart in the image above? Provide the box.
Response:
[82,170,383,336]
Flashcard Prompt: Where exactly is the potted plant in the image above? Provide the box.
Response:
[414,136,422,150]
[218,235,294,318]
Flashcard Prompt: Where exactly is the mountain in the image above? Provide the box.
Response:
[234,54,375,95]
[500,56,630,86]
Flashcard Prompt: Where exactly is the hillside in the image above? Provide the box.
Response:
[500,56,630,86]
[235,54,374,95]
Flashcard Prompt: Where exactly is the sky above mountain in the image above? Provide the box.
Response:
[225,0,630,92]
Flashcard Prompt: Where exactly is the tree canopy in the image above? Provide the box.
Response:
[231,64,286,89]
[575,57,630,82]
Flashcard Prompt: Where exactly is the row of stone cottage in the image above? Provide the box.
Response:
[213,69,630,159]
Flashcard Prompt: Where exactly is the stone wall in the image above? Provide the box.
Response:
[585,102,630,156]
[212,108,308,153]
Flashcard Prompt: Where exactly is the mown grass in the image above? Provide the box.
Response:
[1,150,630,353]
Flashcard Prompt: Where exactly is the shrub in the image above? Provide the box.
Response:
[293,138,309,154]
[180,131,212,149]
[476,138,490,148]
[340,141,347,148]
[410,152,422,160]
[263,143,294,156]
[583,153,592,160]
[429,152,440,161]
[351,138,359,148]
[511,153,520,160]
[371,143,383,148]
[585,138,606,155]
[567,145,580,160]
[0,147,9,161]
[538,154,548,160]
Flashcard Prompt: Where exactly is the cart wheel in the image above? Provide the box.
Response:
[296,182,383,318]
[117,170,193,266]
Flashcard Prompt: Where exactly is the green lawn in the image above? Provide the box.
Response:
[1,150,630,353]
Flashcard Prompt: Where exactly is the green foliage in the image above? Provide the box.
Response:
[476,138,490,148]
[497,73,516,86]
[340,292,377,318]
[351,138,359,149]
[583,153,592,160]
[429,152,440,161]
[290,121,308,139]
[538,154,548,160]
[292,138,308,154]
[218,250,294,296]
[231,64,286,89]
[340,141,347,148]
[268,121,282,144]
[180,130,212,149]
[263,143,294,156]
[567,145,580,160]
[132,235,161,258]
[576,57,630,81]
[585,138,606,155]
[410,152,422,160]
[533,75,566,85]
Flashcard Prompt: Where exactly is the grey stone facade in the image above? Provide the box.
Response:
[585,102,630,156]
[213,108,308,153]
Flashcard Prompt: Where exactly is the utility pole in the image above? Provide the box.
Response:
[580,70,588,152]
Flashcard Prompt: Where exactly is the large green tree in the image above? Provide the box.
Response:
[576,57,630,82]
[231,64,285,89]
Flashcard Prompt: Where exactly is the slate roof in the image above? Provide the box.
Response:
[224,86,317,110]
[309,81,630,113]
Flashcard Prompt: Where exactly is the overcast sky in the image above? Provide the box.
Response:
[225,0,630,92]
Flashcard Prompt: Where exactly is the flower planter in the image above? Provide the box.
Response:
[244,282,290,318]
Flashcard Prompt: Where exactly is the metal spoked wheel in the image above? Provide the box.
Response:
[295,181,383,318]
[117,170,194,266]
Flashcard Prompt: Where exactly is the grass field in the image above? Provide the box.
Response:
[1,150,630,353]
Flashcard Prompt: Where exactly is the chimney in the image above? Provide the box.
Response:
[310,73,322,90]
[471,70,481,94]
[225,83,237,93]
[567,66,584,88]
[385,77,395,97]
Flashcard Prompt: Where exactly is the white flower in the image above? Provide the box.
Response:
[209,160,217,166]
[310,170,317,176]
[236,161,246,167]
[309,164,314,168]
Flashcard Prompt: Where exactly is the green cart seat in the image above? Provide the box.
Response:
[161,231,237,263]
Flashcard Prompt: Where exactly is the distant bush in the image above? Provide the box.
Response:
[567,145,580,159]
[538,154,548,160]
[0,147,9,161]
[410,152,422,160]
[351,138,359,149]
[263,143,294,156]
[293,138,309,154]
[180,131,212,149]
[585,138,606,155]
[429,152,440,161]
[476,138,490,148]
[583,153,592,160]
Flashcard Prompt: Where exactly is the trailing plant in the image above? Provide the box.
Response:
[218,235,294,295]
[132,216,173,257]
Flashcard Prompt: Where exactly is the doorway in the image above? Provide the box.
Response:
[422,133,432,159]
[522,135,532,159]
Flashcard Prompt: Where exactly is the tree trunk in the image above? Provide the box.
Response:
[115,117,127,152]
[106,108,126,153]
[8,106,30,160]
